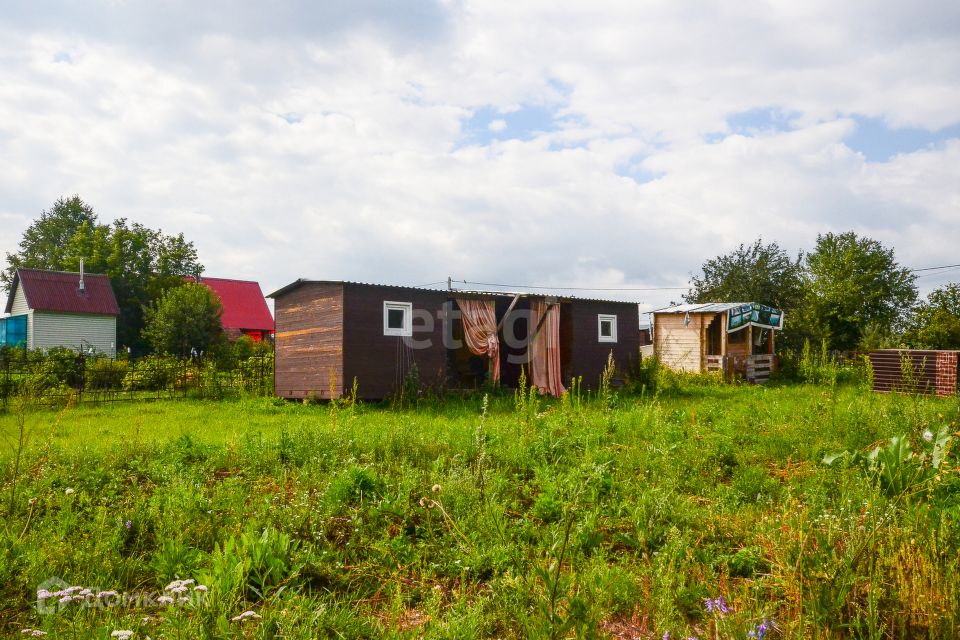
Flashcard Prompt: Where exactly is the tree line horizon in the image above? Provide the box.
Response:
[4,196,958,357]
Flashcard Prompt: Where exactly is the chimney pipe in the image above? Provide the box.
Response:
[79,258,85,294]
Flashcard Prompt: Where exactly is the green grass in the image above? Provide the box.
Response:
[1,380,959,638]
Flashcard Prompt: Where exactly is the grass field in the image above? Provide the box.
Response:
[1,376,959,639]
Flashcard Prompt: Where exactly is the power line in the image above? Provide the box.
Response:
[911,263,960,273]
[916,266,960,279]
[455,279,688,292]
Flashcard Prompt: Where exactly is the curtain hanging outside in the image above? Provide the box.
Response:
[455,298,501,383]
[528,300,565,397]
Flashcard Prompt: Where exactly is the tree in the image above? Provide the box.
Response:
[802,231,916,351]
[2,196,97,286]
[4,196,203,353]
[686,238,804,309]
[903,283,960,349]
[142,283,224,356]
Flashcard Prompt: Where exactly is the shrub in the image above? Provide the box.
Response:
[84,357,128,390]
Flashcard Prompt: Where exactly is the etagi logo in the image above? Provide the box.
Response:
[35,576,70,615]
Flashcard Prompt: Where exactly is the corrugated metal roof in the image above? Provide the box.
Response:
[653,302,749,313]
[267,279,640,306]
[187,276,274,331]
[5,268,120,316]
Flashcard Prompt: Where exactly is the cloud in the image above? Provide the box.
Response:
[0,0,958,315]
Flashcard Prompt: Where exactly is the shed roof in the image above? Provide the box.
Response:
[653,302,748,314]
[268,279,640,306]
[187,276,274,331]
[5,268,120,316]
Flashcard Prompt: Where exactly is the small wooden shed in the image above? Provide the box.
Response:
[268,280,640,400]
[652,302,783,382]
[2,268,120,356]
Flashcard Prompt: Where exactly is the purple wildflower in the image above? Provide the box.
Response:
[125,520,132,530]
[704,596,729,615]
[662,632,670,640]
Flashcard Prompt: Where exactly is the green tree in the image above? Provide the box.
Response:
[903,283,960,349]
[686,238,804,309]
[142,283,224,356]
[802,231,916,351]
[2,196,97,285]
[4,196,203,353]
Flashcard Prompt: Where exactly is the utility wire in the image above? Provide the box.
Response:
[455,279,688,292]
[433,261,960,294]
[911,263,960,273]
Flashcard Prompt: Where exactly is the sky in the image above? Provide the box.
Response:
[1,0,959,315]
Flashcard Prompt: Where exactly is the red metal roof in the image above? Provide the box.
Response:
[186,276,274,331]
[5,269,120,316]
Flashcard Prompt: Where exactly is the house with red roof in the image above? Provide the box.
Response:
[186,276,274,341]
[2,268,120,356]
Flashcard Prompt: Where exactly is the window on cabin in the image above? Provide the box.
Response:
[383,301,413,337]
[598,314,618,343]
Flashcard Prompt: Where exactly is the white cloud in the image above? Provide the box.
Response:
[488,119,507,132]
[0,0,958,313]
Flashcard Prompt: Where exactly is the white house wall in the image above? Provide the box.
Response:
[31,312,117,357]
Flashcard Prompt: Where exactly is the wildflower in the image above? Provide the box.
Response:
[59,595,73,604]
[125,520,132,530]
[64,488,75,495]
[36,589,52,601]
[97,590,118,599]
[704,596,728,614]
[193,585,208,592]
[662,632,670,640]
[157,596,174,605]
[110,631,134,639]
[231,610,261,622]
[432,484,442,493]
[21,630,48,637]
[923,429,933,442]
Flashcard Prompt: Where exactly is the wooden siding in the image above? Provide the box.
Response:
[654,313,704,372]
[342,284,448,400]
[31,312,117,357]
[869,349,958,397]
[274,283,344,399]
[566,300,640,389]
[10,285,29,315]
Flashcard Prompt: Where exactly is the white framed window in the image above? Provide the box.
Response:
[598,314,618,343]
[383,301,413,337]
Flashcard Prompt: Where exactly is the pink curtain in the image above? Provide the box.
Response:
[528,300,565,397]
[456,298,501,383]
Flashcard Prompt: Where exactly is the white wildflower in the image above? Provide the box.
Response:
[21,630,48,637]
[36,590,52,600]
[923,429,934,442]
[110,631,134,639]
[193,585,208,592]
[58,595,73,604]
[157,596,174,605]
[231,610,261,622]
[64,488,75,495]
[432,484,442,493]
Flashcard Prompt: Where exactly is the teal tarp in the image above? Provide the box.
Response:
[726,303,783,333]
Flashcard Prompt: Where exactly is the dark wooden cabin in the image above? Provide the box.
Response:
[269,280,640,400]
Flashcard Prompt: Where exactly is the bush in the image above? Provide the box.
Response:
[123,355,179,391]
[84,357,128,390]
